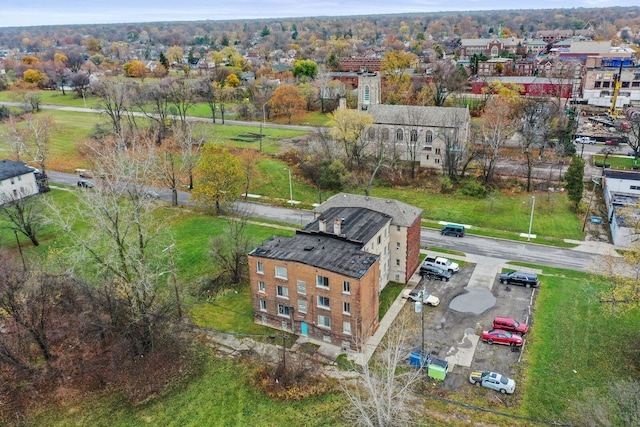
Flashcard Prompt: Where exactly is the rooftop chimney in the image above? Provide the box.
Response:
[319,219,327,232]
[334,218,341,236]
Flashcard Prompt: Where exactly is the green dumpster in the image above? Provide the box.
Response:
[427,358,448,380]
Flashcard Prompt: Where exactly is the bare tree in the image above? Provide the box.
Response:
[91,79,137,147]
[0,189,43,246]
[479,96,518,185]
[165,77,196,129]
[341,309,421,427]
[209,207,258,285]
[421,59,468,107]
[515,99,556,192]
[404,108,423,179]
[0,264,62,364]
[3,114,54,176]
[196,76,218,123]
[46,137,177,354]
[152,122,206,204]
[364,129,394,197]
[135,80,173,145]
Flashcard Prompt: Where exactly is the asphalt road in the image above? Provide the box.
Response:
[0,101,319,132]
[47,170,597,273]
[421,229,595,272]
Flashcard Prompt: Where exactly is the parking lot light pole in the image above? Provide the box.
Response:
[527,196,535,242]
[284,167,293,204]
[421,282,426,373]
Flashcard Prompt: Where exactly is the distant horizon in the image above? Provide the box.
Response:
[2,1,639,29]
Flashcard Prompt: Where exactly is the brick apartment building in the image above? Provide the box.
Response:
[248,194,422,350]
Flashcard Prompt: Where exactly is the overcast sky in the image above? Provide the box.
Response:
[1,0,637,29]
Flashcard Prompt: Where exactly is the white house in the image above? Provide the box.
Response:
[0,159,39,204]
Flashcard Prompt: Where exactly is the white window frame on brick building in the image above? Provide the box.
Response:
[297,280,306,294]
[276,285,289,298]
[318,315,331,329]
[342,280,350,294]
[316,274,329,289]
[298,299,307,313]
[275,266,288,279]
[343,301,351,315]
[317,295,330,310]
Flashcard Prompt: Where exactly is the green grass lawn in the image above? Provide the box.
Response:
[522,265,640,421]
[374,187,584,241]
[593,152,640,171]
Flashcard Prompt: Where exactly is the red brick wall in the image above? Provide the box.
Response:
[248,255,380,350]
[405,217,422,283]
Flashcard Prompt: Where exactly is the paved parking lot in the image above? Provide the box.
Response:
[403,257,538,392]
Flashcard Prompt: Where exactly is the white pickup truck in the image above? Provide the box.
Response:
[422,256,459,273]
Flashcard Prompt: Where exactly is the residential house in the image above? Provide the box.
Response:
[0,159,38,204]
[249,194,423,350]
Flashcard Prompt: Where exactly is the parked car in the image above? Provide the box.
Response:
[574,136,595,144]
[482,329,523,347]
[419,264,451,282]
[493,316,528,335]
[440,224,465,237]
[77,179,94,188]
[499,271,539,288]
[402,288,440,306]
[605,139,619,145]
[469,371,516,394]
[144,191,161,199]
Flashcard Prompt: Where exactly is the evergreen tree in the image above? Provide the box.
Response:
[159,52,169,70]
[565,155,586,210]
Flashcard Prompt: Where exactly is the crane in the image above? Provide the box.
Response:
[608,61,624,119]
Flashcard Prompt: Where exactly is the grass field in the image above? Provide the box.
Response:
[521,265,640,421]
[373,187,585,241]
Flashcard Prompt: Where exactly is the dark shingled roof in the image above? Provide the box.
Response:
[604,170,640,181]
[250,234,378,279]
[0,159,32,181]
[314,193,423,227]
[367,104,469,128]
[303,207,391,244]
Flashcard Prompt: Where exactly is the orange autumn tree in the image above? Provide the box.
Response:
[269,85,305,124]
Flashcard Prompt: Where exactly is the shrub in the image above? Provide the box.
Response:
[456,178,488,198]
